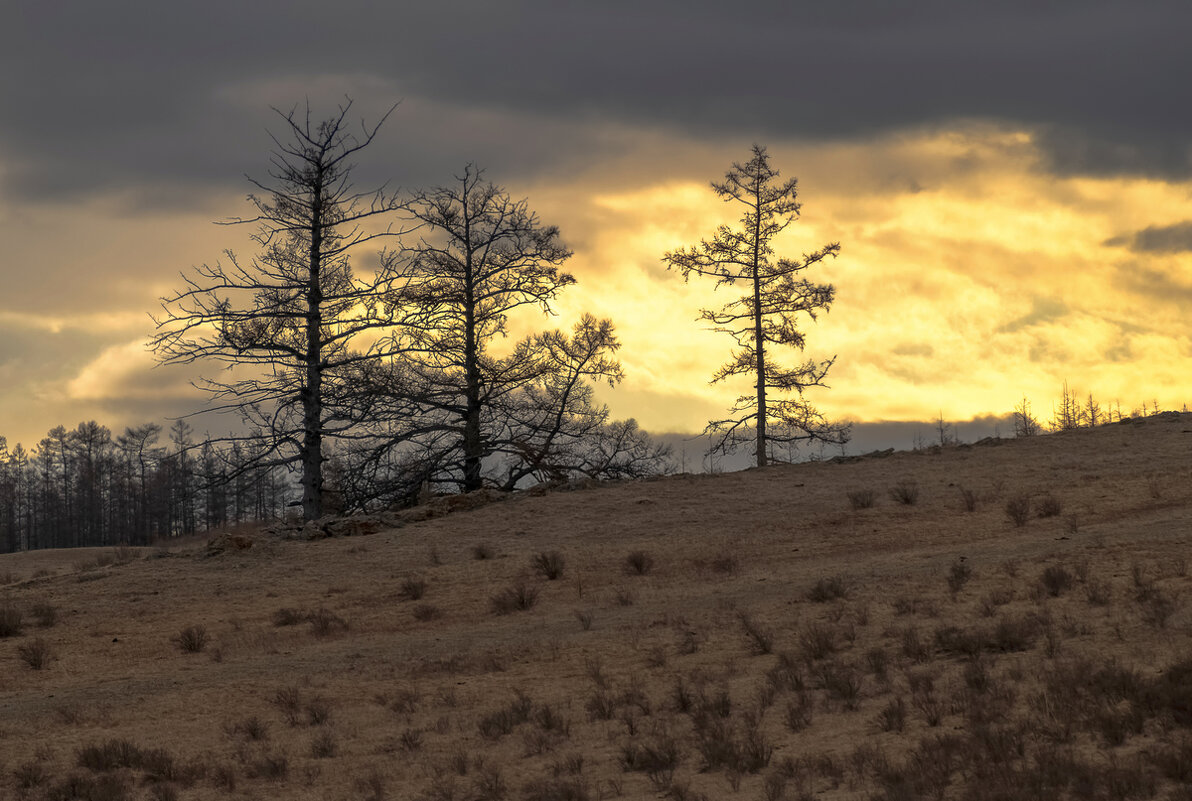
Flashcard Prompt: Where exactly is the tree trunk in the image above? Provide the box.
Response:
[752,192,767,469]
[462,211,483,493]
[302,185,325,521]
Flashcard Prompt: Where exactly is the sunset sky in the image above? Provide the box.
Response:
[2,1,1191,452]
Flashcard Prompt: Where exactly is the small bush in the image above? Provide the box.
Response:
[490,582,540,615]
[232,716,269,741]
[471,542,494,560]
[624,550,654,576]
[889,480,919,505]
[1040,565,1073,597]
[533,551,566,580]
[174,625,208,653]
[0,604,24,637]
[307,607,349,637]
[739,613,775,656]
[798,623,837,662]
[946,559,972,595]
[1005,493,1031,526]
[18,637,54,670]
[250,753,289,781]
[480,693,534,737]
[273,686,303,726]
[306,696,332,726]
[13,760,50,789]
[307,734,336,758]
[30,602,58,628]
[1036,493,1063,518]
[271,607,306,626]
[876,697,906,732]
[1140,589,1180,629]
[574,610,593,631]
[1085,579,1113,606]
[847,488,876,510]
[784,692,814,732]
[412,604,443,622]
[398,577,427,601]
[709,552,739,574]
[816,663,862,710]
[807,575,848,602]
[958,485,978,512]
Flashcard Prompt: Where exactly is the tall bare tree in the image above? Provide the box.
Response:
[153,100,417,520]
[664,145,848,467]
[393,165,575,492]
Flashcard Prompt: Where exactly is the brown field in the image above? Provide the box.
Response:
[2,414,1191,801]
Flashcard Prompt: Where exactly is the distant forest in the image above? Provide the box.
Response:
[0,421,290,554]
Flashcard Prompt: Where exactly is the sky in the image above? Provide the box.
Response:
[2,1,1191,452]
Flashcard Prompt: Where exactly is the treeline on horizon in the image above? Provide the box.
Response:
[0,420,292,555]
[0,384,1181,555]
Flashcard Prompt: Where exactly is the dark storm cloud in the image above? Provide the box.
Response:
[2,0,1190,205]
[1106,222,1192,253]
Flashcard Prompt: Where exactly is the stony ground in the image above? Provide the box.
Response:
[1,413,1191,801]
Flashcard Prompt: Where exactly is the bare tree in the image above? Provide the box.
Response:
[391,165,575,492]
[1012,395,1041,437]
[1050,380,1082,431]
[664,145,848,467]
[496,314,670,488]
[152,100,418,520]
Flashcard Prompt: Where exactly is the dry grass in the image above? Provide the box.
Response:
[1,414,1191,800]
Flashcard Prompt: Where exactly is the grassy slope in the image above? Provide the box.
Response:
[1,413,1191,801]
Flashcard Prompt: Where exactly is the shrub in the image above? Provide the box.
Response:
[271,607,306,626]
[273,686,303,726]
[412,604,443,622]
[0,604,23,637]
[574,610,593,631]
[624,550,654,576]
[471,542,494,560]
[958,485,978,512]
[174,625,208,653]
[232,716,269,741]
[1085,579,1113,606]
[250,753,289,781]
[816,663,862,709]
[490,582,540,615]
[798,623,837,662]
[1140,589,1180,628]
[18,637,54,670]
[709,552,739,574]
[533,551,566,580]
[876,697,906,732]
[31,602,58,628]
[306,696,332,726]
[889,480,919,505]
[1036,493,1063,518]
[479,693,533,737]
[946,559,972,595]
[739,613,775,656]
[307,607,349,637]
[13,760,50,789]
[398,577,427,601]
[847,488,876,510]
[807,575,848,602]
[1005,493,1031,526]
[784,693,814,732]
[1040,565,1073,597]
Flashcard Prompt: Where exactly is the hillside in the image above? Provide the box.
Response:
[2,414,1191,801]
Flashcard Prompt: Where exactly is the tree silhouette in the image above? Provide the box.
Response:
[152,100,422,520]
[391,165,576,492]
[664,145,849,466]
